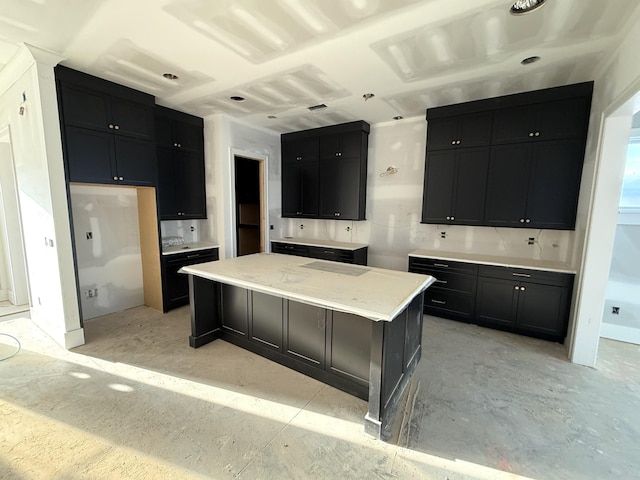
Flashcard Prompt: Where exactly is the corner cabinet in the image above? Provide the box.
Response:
[409,254,574,343]
[422,82,593,230]
[55,66,157,187]
[155,107,206,220]
[281,121,369,221]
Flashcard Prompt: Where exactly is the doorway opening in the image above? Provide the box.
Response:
[0,125,30,319]
[234,155,265,256]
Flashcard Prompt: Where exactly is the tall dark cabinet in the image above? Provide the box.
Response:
[422,82,593,230]
[281,121,369,221]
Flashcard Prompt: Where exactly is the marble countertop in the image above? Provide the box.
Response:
[181,252,434,322]
[162,241,220,255]
[271,237,368,251]
[409,249,576,274]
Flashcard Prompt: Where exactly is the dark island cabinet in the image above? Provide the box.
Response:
[155,107,206,220]
[281,121,369,221]
[409,254,574,343]
[161,247,218,312]
[485,140,584,229]
[422,147,489,225]
[476,265,573,342]
[272,241,368,265]
[55,65,157,186]
[426,111,493,150]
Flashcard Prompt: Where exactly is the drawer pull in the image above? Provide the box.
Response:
[512,273,531,278]
[187,254,199,259]
[433,263,449,268]
[435,280,448,284]
[323,250,335,254]
[431,299,446,305]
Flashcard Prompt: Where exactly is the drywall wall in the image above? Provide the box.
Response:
[161,219,209,245]
[569,9,640,366]
[278,117,574,271]
[0,182,8,301]
[0,45,82,347]
[204,114,281,259]
[70,184,144,320]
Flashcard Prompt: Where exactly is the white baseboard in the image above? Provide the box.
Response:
[600,322,640,345]
[0,289,8,302]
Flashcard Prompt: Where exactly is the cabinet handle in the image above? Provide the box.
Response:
[296,211,302,215]
[118,176,123,181]
[451,140,456,145]
[323,250,335,254]
[446,216,451,220]
[535,132,540,137]
[520,286,526,291]
[177,143,181,147]
[433,263,448,268]
[525,219,531,223]
[529,132,534,137]
[108,124,114,129]
[512,273,531,278]
[187,254,199,259]
[435,280,448,284]
[456,140,461,145]
[114,125,120,130]
[174,143,178,147]
[520,218,525,223]
[514,285,520,290]
[335,212,341,217]
[450,216,455,220]
[431,299,446,305]
[296,156,302,161]
[113,176,118,181]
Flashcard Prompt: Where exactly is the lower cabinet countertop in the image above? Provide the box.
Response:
[409,249,576,274]
[181,252,434,321]
[162,241,220,256]
[271,237,368,251]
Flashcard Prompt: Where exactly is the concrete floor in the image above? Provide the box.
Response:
[1,306,638,479]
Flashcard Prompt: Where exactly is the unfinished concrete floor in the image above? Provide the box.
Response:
[1,306,638,479]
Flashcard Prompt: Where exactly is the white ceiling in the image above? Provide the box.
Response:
[1,0,639,133]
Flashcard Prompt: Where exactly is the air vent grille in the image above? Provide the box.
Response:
[308,103,327,111]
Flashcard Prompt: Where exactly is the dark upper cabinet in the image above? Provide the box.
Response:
[155,105,204,153]
[485,140,584,229]
[492,97,589,145]
[59,83,154,141]
[155,107,206,220]
[282,121,369,221]
[422,147,490,225]
[56,66,157,186]
[426,111,493,150]
[282,136,319,163]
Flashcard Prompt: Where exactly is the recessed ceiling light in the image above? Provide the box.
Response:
[230,95,246,102]
[521,55,541,65]
[363,93,375,101]
[162,73,179,80]
[393,115,404,120]
[510,0,547,15]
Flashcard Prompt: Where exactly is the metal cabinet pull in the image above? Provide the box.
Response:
[118,176,123,181]
[187,254,199,259]
[108,124,114,129]
[114,125,120,130]
[512,273,531,278]
[451,140,456,145]
[525,219,531,223]
[520,218,525,223]
[334,212,341,217]
[535,132,540,136]
[433,263,448,268]
[456,140,461,145]
[446,216,451,220]
[323,250,335,254]
[113,176,118,181]
[431,299,446,305]
[435,280,448,284]
[520,286,526,291]
[174,143,178,147]
[529,132,534,137]
[514,285,520,290]
[450,216,455,220]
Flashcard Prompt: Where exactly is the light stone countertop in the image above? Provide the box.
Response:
[162,241,220,255]
[409,249,576,274]
[181,252,434,322]
[271,237,368,250]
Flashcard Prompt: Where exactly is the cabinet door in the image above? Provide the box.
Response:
[484,144,531,227]
[319,133,342,159]
[422,150,455,223]
[492,105,538,144]
[475,277,518,329]
[60,84,111,133]
[251,292,283,350]
[162,263,189,307]
[451,147,489,225]
[320,157,361,219]
[286,301,325,366]
[281,161,302,216]
[282,137,319,162]
[535,98,588,141]
[157,148,179,219]
[154,113,174,149]
[319,158,340,218]
[64,126,117,184]
[111,98,154,140]
[114,136,156,186]
[516,282,569,340]
[175,151,206,218]
[458,112,493,148]
[173,121,204,152]
[300,161,319,216]
[526,140,583,229]
[426,117,459,150]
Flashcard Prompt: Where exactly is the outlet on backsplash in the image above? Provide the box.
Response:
[440,231,447,239]
[299,224,304,230]
[528,237,536,245]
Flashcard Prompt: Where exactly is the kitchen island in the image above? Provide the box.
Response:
[181,252,434,439]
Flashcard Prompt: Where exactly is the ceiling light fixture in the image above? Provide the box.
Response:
[510,0,547,15]
[230,95,246,102]
[163,73,179,80]
[521,55,541,65]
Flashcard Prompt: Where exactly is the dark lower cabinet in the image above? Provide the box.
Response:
[286,302,326,366]
[410,255,574,343]
[271,241,368,265]
[161,248,218,312]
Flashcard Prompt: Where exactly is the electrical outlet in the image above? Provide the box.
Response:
[299,224,304,230]
[440,231,447,239]
[86,232,93,240]
[528,237,535,245]
[85,288,98,299]
[190,226,195,232]
[346,226,351,232]
[270,225,274,230]
[612,306,620,314]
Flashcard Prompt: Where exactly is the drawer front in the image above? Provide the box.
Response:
[272,242,309,257]
[164,248,218,266]
[414,269,477,295]
[308,246,353,263]
[424,290,474,319]
[409,256,478,275]
[478,265,573,287]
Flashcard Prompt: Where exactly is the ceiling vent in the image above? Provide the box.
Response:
[307,103,328,111]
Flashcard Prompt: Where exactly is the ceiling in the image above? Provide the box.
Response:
[1,0,639,133]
